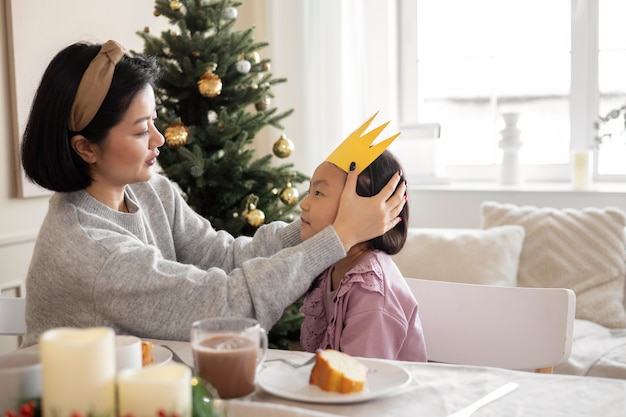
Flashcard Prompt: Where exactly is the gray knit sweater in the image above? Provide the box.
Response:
[22,174,346,346]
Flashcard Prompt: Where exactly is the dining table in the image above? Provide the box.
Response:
[150,339,626,417]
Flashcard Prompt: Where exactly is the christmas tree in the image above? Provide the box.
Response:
[138,0,307,348]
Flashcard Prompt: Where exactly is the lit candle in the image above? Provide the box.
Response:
[117,363,192,417]
[40,327,116,417]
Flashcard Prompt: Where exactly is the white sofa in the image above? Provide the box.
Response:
[392,201,626,379]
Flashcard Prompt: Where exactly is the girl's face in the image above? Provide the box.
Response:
[89,86,164,191]
[299,162,347,241]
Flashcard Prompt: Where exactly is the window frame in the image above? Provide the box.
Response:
[397,0,624,183]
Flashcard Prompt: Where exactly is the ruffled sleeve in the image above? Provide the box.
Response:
[299,271,330,352]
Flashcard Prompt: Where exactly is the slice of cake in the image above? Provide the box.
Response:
[141,341,154,366]
[309,349,367,393]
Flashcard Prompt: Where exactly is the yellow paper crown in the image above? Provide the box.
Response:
[325,112,400,173]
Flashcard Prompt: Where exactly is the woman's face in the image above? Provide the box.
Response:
[89,86,164,190]
[299,162,347,241]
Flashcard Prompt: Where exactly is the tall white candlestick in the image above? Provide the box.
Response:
[40,327,116,417]
[117,363,192,417]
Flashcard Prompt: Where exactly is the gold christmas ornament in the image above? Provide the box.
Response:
[192,51,200,58]
[169,1,183,11]
[164,122,189,148]
[255,97,270,111]
[143,27,150,33]
[280,182,299,205]
[153,9,160,17]
[246,52,261,64]
[243,194,265,227]
[273,134,294,158]
[246,208,265,227]
[261,62,271,72]
[198,72,222,98]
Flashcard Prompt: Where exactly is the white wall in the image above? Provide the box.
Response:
[0,2,48,351]
[408,184,626,229]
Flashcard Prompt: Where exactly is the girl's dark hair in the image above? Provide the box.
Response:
[356,150,408,255]
[21,42,162,192]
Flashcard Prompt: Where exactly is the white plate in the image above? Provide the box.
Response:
[148,344,172,366]
[257,357,411,404]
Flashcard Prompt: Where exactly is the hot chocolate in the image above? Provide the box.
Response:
[192,334,258,398]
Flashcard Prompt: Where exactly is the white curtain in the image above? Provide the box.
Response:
[265,0,399,177]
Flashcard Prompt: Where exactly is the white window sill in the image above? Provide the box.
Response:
[409,181,626,194]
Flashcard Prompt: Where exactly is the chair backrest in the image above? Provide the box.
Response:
[0,297,27,336]
[405,277,576,371]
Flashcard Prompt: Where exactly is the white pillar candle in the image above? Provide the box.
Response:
[117,363,192,417]
[571,149,593,190]
[40,327,116,417]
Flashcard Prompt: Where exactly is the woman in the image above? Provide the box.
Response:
[19,40,406,346]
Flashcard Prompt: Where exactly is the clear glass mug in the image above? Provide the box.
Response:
[190,317,268,399]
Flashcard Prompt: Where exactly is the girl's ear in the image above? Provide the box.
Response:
[70,135,98,163]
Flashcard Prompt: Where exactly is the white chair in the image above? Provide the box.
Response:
[406,277,576,373]
[0,297,27,336]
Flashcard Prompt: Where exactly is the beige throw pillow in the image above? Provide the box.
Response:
[392,226,525,287]
[481,201,626,329]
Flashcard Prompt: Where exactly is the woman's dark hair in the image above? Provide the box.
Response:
[21,42,162,192]
[356,150,408,255]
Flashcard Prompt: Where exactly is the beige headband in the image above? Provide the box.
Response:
[68,40,127,132]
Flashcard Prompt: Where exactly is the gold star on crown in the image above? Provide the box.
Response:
[325,111,400,173]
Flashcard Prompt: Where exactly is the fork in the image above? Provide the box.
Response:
[447,382,519,417]
[264,356,316,368]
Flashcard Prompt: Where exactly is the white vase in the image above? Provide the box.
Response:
[498,112,523,184]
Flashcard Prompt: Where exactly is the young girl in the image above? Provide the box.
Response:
[299,150,427,361]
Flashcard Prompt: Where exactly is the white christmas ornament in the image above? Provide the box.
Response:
[236,60,251,74]
[224,7,237,19]
[207,110,218,124]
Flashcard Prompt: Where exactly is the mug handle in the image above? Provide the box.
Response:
[256,327,268,373]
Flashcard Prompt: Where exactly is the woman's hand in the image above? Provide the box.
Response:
[332,163,407,252]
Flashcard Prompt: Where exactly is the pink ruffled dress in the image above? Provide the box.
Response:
[300,250,427,362]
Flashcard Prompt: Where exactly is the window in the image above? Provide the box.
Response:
[399,0,626,182]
